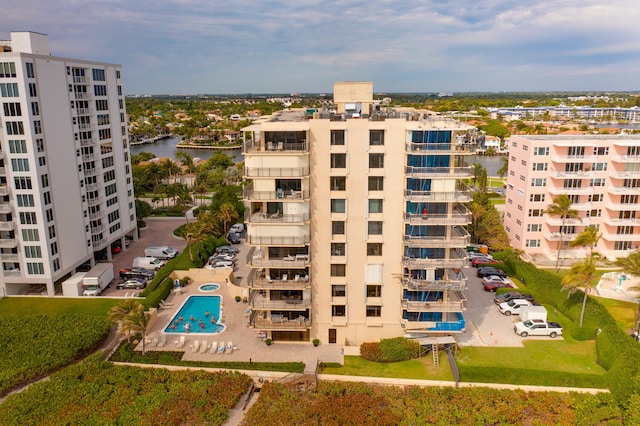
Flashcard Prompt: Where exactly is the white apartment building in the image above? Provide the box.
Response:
[0,32,136,296]
[242,82,475,346]
[504,135,640,262]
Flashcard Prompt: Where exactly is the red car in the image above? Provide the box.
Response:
[483,276,511,292]
[471,257,498,267]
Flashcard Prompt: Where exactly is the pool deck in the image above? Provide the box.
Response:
[140,261,344,372]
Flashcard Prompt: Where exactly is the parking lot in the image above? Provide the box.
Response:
[100,218,187,297]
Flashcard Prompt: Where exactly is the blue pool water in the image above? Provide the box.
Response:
[165,295,225,334]
[199,283,220,292]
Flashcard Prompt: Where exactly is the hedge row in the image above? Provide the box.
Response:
[360,337,421,363]
[499,250,640,403]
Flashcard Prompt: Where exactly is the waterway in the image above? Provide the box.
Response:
[131,136,243,163]
[132,136,503,175]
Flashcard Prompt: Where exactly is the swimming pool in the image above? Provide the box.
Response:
[164,295,225,334]
[199,283,220,292]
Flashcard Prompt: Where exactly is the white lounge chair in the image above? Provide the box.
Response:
[192,340,200,353]
[210,341,218,353]
[294,274,300,281]
[218,341,225,354]
[176,336,186,348]
[157,334,166,347]
[200,340,208,353]
[226,342,233,354]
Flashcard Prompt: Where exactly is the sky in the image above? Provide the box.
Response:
[3,0,640,95]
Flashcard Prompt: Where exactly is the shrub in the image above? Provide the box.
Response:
[360,338,420,363]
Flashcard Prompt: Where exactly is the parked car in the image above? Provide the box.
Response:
[482,275,508,285]
[215,245,239,254]
[494,291,535,305]
[230,223,245,233]
[226,232,241,244]
[119,268,155,280]
[484,281,511,292]
[514,319,563,338]
[116,278,147,290]
[208,253,235,262]
[477,267,507,278]
[468,252,493,260]
[471,257,499,267]
[205,258,235,269]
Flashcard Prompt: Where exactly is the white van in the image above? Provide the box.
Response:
[132,256,165,270]
[144,245,178,259]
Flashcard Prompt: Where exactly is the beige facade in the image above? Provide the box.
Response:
[504,135,640,262]
[243,82,475,346]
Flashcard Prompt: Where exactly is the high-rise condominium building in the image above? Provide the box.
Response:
[503,134,640,261]
[0,32,136,296]
[242,82,475,345]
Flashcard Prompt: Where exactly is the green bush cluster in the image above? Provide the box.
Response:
[360,337,421,363]
[0,314,111,397]
[0,356,253,425]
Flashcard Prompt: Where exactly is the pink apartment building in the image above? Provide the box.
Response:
[504,135,640,262]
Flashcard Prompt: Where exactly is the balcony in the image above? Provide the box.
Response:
[608,186,640,195]
[602,233,640,242]
[87,196,103,207]
[406,142,476,154]
[548,186,593,195]
[91,223,105,234]
[549,170,594,179]
[401,273,467,292]
[603,217,640,226]
[247,250,311,268]
[545,217,583,227]
[545,232,577,242]
[0,221,15,231]
[88,211,104,220]
[403,210,472,225]
[611,171,640,179]
[404,190,471,203]
[82,153,95,161]
[248,271,310,289]
[3,269,22,277]
[244,166,309,178]
[403,227,470,248]
[0,167,5,175]
[402,249,469,269]
[80,138,96,147]
[245,211,309,225]
[243,140,309,154]
[72,76,87,83]
[76,107,94,115]
[249,312,311,329]
[85,182,100,191]
[0,239,18,248]
[401,294,466,312]
[612,155,640,163]
[0,185,10,196]
[83,168,98,178]
[405,166,473,178]
[0,204,11,214]
[78,123,92,130]
[1,253,20,261]
[247,235,310,246]
[243,185,309,202]
[74,92,90,100]
[250,294,311,310]
[551,155,597,163]
[401,312,465,332]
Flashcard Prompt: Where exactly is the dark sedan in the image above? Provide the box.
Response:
[494,292,535,305]
[477,267,507,278]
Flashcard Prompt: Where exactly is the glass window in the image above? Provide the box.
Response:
[368,199,383,213]
[369,153,384,168]
[369,130,384,146]
[367,243,382,256]
[331,153,346,168]
[366,285,382,297]
[331,130,345,145]
[331,199,346,213]
[332,285,346,297]
[366,306,382,317]
[332,305,346,316]
[330,176,346,191]
[368,221,383,235]
[330,264,346,277]
[331,243,345,256]
[368,176,384,191]
[332,221,345,235]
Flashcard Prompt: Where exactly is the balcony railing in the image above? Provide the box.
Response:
[404,209,472,225]
[0,185,9,196]
[0,221,15,231]
[251,296,311,310]
[0,204,12,214]
[548,186,593,195]
[243,140,309,154]
[406,143,476,154]
[80,138,97,147]
[247,248,311,268]
[247,235,310,246]
[602,233,640,242]
[545,232,577,242]
[248,272,310,289]
[401,274,467,291]
[72,76,87,83]
[88,211,104,220]
[3,269,22,277]
[611,171,640,179]
[402,250,469,269]
[545,217,583,226]
[551,155,597,163]
[83,169,98,178]
[404,190,471,203]
[78,123,92,130]
[250,313,311,329]
[245,211,309,224]
[91,223,105,234]
[87,196,103,207]
[243,187,309,201]
[81,153,95,161]
[74,92,90,99]
[76,107,94,115]
[404,166,473,178]
[612,155,640,163]
[0,239,18,248]
[85,182,100,191]
[403,227,471,248]
[608,186,640,194]
[244,166,310,178]
[549,170,594,179]
[401,298,466,312]
[0,253,20,261]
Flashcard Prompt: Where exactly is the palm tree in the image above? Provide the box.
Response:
[468,200,486,243]
[497,157,509,179]
[175,150,196,174]
[217,202,240,234]
[108,299,141,343]
[614,251,640,337]
[184,211,220,262]
[561,256,597,327]
[545,194,579,272]
[570,226,602,258]
[122,304,150,355]
[471,162,484,187]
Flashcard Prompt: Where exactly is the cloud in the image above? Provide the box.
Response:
[3,0,640,93]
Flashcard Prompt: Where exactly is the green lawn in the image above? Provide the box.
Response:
[0,297,118,318]
[322,355,454,381]
[595,296,638,332]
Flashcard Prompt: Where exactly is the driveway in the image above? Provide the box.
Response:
[101,217,187,297]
